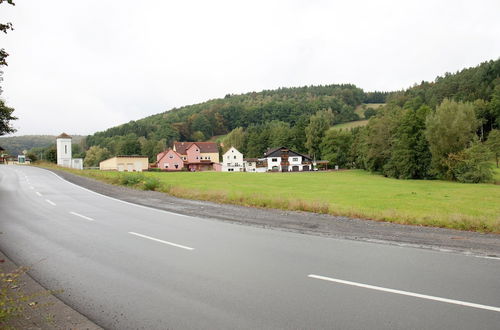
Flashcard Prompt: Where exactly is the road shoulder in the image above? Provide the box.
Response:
[49,168,500,257]
[0,250,102,330]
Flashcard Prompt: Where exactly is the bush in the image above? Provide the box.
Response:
[119,173,145,186]
[141,177,160,191]
[448,141,493,183]
[364,108,377,119]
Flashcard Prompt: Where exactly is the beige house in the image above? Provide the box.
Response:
[99,156,149,172]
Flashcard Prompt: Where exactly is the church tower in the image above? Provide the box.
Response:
[56,133,72,167]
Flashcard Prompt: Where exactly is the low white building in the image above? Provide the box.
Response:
[222,147,245,172]
[56,133,83,170]
[243,158,267,172]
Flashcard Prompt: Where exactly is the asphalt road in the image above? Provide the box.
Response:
[1,165,499,329]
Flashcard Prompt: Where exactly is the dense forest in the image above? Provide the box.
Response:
[84,84,372,159]
[31,58,500,182]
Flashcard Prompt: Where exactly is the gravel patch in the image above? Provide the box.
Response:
[49,168,500,257]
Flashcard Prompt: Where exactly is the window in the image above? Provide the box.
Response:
[165,164,169,168]
[234,156,237,159]
[292,157,298,161]
[227,156,230,160]
[169,155,173,159]
[228,168,234,172]
[65,145,67,154]
[196,156,199,159]
[272,158,277,162]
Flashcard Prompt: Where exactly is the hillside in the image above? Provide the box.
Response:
[80,58,500,170]
[0,135,85,156]
[85,85,383,154]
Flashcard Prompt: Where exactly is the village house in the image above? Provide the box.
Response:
[99,156,149,172]
[243,158,267,172]
[156,149,184,171]
[222,147,244,172]
[263,147,315,172]
[172,141,219,171]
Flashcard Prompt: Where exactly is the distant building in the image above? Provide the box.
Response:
[172,141,219,171]
[243,158,267,173]
[99,156,149,172]
[222,147,244,172]
[263,147,315,172]
[56,133,83,169]
[156,149,184,171]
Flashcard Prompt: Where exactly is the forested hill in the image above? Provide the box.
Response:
[388,58,500,109]
[86,84,386,153]
[82,58,500,180]
[0,135,85,156]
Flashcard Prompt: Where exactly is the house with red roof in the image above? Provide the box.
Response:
[156,141,220,171]
[156,149,184,171]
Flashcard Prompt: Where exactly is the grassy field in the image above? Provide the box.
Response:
[354,103,385,118]
[330,120,369,130]
[42,163,500,233]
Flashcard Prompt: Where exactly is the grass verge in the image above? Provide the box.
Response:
[35,162,500,233]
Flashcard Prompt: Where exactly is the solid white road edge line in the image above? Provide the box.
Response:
[70,211,95,221]
[43,168,191,218]
[308,274,500,313]
[45,199,56,206]
[36,192,42,197]
[128,232,194,251]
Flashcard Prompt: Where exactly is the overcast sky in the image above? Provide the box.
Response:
[2,0,500,136]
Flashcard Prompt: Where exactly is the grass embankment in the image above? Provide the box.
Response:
[330,120,368,130]
[38,163,500,233]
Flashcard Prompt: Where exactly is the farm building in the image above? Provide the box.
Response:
[99,156,149,172]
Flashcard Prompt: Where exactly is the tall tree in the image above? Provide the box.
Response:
[266,120,291,148]
[84,146,111,167]
[320,129,353,168]
[0,0,16,135]
[425,99,479,179]
[222,127,246,153]
[305,109,334,159]
[383,106,432,179]
[486,129,500,168]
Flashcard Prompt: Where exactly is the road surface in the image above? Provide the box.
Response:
[0,165,499,329]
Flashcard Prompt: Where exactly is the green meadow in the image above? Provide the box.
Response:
[45,164,500,233]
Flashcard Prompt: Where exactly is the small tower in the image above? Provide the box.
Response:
[56,133,72,167]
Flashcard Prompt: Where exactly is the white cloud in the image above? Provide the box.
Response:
[2,0,500,135]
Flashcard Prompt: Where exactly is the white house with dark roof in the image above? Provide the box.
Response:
[263,147,314,172]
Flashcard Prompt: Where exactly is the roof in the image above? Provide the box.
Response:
[173,141,219,154]
[156,149,183,163]
[244,158,259,162]
[114,155,148,159]
[263,147,312,161]
[56,132,72,139]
